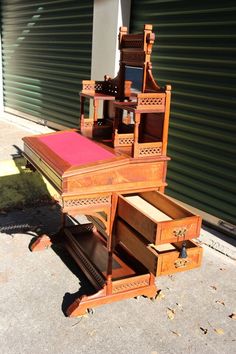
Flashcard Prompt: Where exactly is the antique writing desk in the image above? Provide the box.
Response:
[23,25,202,317]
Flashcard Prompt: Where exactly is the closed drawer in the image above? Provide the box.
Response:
[116,219,203,276]
[117,191,201,244]
[153,240,203,276]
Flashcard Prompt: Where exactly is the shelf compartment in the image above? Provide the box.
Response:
[63,224,149,288]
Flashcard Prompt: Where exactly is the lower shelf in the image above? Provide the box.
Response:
[63,224,142,288]
[61,224,157,317]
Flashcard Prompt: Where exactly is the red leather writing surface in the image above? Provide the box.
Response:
[38,131,115,166]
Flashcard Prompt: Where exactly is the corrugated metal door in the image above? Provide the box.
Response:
[130,0,236,225]
[1,0,93,129]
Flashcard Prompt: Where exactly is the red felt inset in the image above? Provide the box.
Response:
[38,131,115,166]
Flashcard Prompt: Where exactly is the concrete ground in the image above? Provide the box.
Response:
[0,113,236,354]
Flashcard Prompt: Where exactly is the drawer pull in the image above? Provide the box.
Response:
[174,258,190,268]
[179,241,188,259]
[173,227,187,238]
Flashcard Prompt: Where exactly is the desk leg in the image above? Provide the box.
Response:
[29,234,52,252]
[29,212,67,252]
[66,282,158,317]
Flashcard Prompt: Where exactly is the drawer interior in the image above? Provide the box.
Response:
[125,195,172,222]
[117,191,201,244]
[120,191,194,221]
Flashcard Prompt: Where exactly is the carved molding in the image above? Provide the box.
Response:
[138,146,162,156]
[63,196,111,208]
[118,137,134,145]
[72,242,105,287]
[138,97,165,106]
[112,279,149,294]
[83,82,104,92]
[81,119,94,128]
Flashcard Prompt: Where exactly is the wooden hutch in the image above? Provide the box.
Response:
[22,24,203,317]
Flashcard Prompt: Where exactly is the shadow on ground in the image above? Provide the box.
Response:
[0,202,95,317]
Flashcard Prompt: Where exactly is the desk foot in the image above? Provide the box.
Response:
[29,234,52,252]
[66,283,158,317]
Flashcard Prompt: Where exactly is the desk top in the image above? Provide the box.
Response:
[23,130,128,176]
[37,131,115,166]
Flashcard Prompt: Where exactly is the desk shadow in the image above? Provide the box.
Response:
[0,204,97,317]
[0,203,61,237]
[52,244,96,316]
[0,148,96,317]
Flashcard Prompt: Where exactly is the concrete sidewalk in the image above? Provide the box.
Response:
[0,113,236,354]
[0,113,53,161]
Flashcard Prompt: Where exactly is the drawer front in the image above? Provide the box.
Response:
[116,219,202,277]
[158,217,201,244]
[154,242,203,276]
[117,191,201,245]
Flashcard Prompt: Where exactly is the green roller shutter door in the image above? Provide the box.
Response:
[130,0,236,225]
[1,0,93,129]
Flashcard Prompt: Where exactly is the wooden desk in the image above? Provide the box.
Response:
[22,129,202,317]
[22,129,171,316]
[22,24,202,318]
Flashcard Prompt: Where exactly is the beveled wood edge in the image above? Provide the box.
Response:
[64,155,129,175]
[61,186,166,199]
[23,131,130,177]
[64,153,170,177]
[23,136,71,175]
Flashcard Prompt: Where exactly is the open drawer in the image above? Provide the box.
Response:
[117,191,202,244]
[116,219,203,276]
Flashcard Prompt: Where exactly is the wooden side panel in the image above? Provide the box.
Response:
[140,190,193,219]
[116,219,157,275]
[65,160,167,194]
[118,196,157,243]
